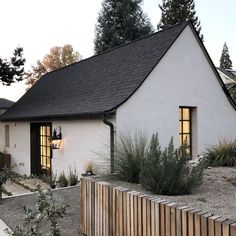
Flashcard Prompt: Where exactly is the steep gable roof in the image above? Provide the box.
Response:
[0,98,14,109]
[1,22,188,121]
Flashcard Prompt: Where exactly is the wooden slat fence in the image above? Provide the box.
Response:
[80,178,236,236]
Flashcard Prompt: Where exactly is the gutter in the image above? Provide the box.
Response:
[103,112,115,174]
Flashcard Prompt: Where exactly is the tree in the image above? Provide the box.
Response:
[0,47,25,86]
[220,42,233,69]
[157,0,203,41]
[25,44,81,89]
[94,0,154,54]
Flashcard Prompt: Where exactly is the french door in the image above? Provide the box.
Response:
[31,123,52,177]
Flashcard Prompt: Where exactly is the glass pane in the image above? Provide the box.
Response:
[47,147,50,156]
[183,121,190,133]
[182,108,190,120]
[47,127,50,136]
[179,108,182,120]
[179,121,182,133]
[42,147,46,156]
[179,135,182,145]
[43,137,46,146]
[47,137,51,146]
[47,157,51,168]
[183,134,190,146]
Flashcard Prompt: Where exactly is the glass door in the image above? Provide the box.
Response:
[40,125,51,177]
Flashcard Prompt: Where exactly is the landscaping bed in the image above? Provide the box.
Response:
[95,167,236,221]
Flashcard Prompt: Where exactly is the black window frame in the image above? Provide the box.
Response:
[179,106,192,159]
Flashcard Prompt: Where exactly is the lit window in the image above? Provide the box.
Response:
[179,107,192,159]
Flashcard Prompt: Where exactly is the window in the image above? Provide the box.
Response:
[179,107,192,158]
[40,125,51,176]
[5,125,10,147]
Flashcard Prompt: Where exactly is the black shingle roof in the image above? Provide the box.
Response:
[0,22,189,121]
[217,67,236,80]
[0,98,14,109]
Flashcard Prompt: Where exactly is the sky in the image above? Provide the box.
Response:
[0,0,235,101]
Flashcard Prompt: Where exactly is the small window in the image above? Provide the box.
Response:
[5,125,10,147]
[179,107,192,159]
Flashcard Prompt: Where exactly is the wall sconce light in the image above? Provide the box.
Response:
[50,126,62,149]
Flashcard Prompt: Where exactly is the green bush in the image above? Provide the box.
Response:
[115,133,147,183]
[204,139,236,167]
[57,171,68,187]
[141,134,203,195]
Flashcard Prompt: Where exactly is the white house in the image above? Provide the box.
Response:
[0,22,236,178]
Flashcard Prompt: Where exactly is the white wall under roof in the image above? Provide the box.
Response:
[116,25,236,156]
[0,119,111,177]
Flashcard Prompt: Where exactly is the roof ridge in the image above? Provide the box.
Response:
[44,21,189,78]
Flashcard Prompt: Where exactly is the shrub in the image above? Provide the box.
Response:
[57,172,68,187]
[115,133,147,183]
[68,165,78,186]
[204,139,236,167]
[9,187,68,235]
[141,134,203,195]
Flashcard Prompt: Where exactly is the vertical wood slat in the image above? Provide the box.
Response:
[95,182,99,236]
[222,220,235,236]
[79,179,84,233]
[215,217,226,236]
[230,223,236,236]
[160,201,167,236]
[208,215,222,236]
[182,208,193,236]
[165,203,171,236]
[169,203,177,236]
[146,197,151,236]
[80,179,236,236]
[194,211,207,236]
[201,213,213,236]
[188,210,199,236]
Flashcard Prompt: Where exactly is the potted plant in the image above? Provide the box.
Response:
[81,162,95,176]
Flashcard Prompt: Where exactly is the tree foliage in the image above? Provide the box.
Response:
[25,44,81,89]
[220,42,233,69]
[157,0,203,41]
[0,47,25,86]
[94,0,154,54]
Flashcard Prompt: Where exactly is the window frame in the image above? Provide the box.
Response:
[179,106,192,159]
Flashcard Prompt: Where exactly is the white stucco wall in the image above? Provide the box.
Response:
[51,119,111,177]
[116,25,236,156]
[0,122,30,175]
[0,119,111,177]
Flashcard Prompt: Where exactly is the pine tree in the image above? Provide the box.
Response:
[220,43,233,69]
[94,0,154,54]
[157,0,203,41]
[0,47,25,86]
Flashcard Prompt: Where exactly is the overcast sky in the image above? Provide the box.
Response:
[0,0,235,101]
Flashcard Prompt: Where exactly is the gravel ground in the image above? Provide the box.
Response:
[0,167,235,236]
[103,167,236,220]
[0,186,84,236]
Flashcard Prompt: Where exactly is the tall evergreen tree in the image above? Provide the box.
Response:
[94,0,154,54]
[220,42,233,69]
[0,47,25,86]
[157,0,203,41]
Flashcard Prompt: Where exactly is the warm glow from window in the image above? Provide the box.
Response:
[179,107,192,158]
